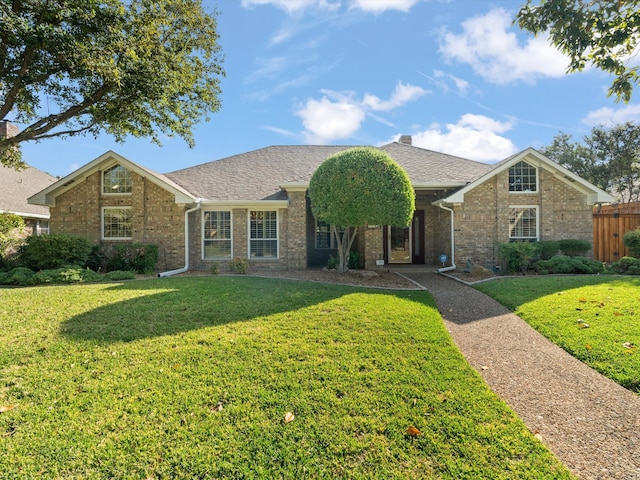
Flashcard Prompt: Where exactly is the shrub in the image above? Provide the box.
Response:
[0,212,25,259]
[33,266,102,284]
[0,267,36,285]
[86,243,158,274]
[535,240,560,260]
[230,256,249,274]
[610,256,640,274]
[104,270,137,281]
[348,251,361,270]
[498,242,537,274]
[534,255,604,274]
[19,234,93,271]
[327,255,338,270]
[558,239,591,257]
[623,228,640,257]
[210,262,220,274]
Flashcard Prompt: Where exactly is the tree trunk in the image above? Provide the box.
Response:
[332,225,359,273]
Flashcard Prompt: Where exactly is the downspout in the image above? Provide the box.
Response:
[437,203,457,273]
[158,200,201,277]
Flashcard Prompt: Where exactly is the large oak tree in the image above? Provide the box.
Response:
[308,147,415,273]
[0,0,224,168]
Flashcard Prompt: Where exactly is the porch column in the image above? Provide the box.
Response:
[363,226,384,270]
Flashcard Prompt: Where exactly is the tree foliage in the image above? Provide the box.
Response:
[0,0,224,168]
[543,122,640,203]
[308,147,415,272]
[0,211,24,258]
[516,0,640,102]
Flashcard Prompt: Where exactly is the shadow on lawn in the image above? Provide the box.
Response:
[59,276,414,344]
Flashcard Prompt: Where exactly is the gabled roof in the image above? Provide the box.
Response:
[165,142,493,202]
[436,147,614,205]
[0,164,56,218]
[28,151,197,206]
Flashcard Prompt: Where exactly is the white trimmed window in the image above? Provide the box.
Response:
[103,164,132,194]
[509,206,538,242]
[102,207,132,239]
[203,210,232,258]
[250,210,278,258]
[508,161,537,192]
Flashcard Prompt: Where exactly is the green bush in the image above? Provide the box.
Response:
[0,212,25,258]
[623,228,640,257]
[327,255,338,270]
[498,242,537,274]
[19,234,93,271]
[535,240,561,260]
[348,251,361,269]
[33,266,102,284]
[209,262,220,275]
[230,256,249,274]
[0,267,36,285]
[559,239,591,257]
[104,270,137,281]
[86,243,158,274]
[534,256,604,274]
[610,256,640,274]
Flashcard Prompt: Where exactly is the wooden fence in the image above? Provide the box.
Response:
[593,202,640,262]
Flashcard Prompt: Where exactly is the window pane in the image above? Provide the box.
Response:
[509,161,537,192]
[250,210,277,258]
[203,211,231,258]
[316,220,331,248]
[509,207,537,240]
[103,165,132,194]
[103,208,132,238]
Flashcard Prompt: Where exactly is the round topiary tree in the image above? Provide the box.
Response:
[308,147,415,272]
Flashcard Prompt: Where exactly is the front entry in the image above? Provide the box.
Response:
[386,210,425,264]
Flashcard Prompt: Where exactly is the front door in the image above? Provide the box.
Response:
[387,210,424,264]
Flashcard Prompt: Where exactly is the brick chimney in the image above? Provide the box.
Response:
[0,120,19,139]
[399,135,412,145]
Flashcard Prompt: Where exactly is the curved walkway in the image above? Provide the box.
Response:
[401,271,640,480]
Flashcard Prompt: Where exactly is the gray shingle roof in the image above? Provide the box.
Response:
[0,164,56,217]
[165,142,493,202]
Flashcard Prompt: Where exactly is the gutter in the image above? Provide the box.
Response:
[158,200,201,277]
[437,203,457,273]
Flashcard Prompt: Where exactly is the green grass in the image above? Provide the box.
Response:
[475,276,640,394]
[0,277,572,479]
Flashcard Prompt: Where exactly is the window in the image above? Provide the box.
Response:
[103,164,132,194]
[103,207,132,239]
[508,161,537,192]
[316,220,332,249]
[509,207,538,241]
[250,210,278,258]
[203,211,231,258]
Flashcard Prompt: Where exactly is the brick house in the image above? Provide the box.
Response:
[28,137,613,274]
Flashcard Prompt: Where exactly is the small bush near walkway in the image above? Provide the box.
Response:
[19,233,93,271]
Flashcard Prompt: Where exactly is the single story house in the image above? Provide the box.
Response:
[0,163,56,237]
[28,136,614,274]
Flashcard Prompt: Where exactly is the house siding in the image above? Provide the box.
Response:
[452,169,593,268]
[49,171,187,272]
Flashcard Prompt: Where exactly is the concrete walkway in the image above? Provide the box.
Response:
[400,271,640,480]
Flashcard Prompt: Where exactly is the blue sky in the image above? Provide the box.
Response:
[22,0,640,178]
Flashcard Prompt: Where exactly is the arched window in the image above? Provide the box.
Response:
[103,164,132,194]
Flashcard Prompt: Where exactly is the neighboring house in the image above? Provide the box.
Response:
[28,136,614,274]
[0,163,56,236]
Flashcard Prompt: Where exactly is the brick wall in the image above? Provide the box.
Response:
[49,170,187,271]
[452,168,594,268]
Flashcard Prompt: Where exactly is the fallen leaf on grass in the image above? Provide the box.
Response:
[578,298,587,303]
[585,344,592,350]
[613,312,623,317]
[0,405,17,414]
[406,426,422,437]
[284,412,295,424]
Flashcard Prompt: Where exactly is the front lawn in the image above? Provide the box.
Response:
[0,277,571,478]
[475,276,640,394]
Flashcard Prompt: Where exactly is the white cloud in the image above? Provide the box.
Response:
[348,0,419,14]
[410,114,518,162]
[241,0,340,14]
[439,8,569,84]
[295,82,426,142]
[582,104,640,126]
[296,97,366,143]
[362,82,427,111]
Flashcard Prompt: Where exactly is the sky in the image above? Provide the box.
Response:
[20,0,640,178]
